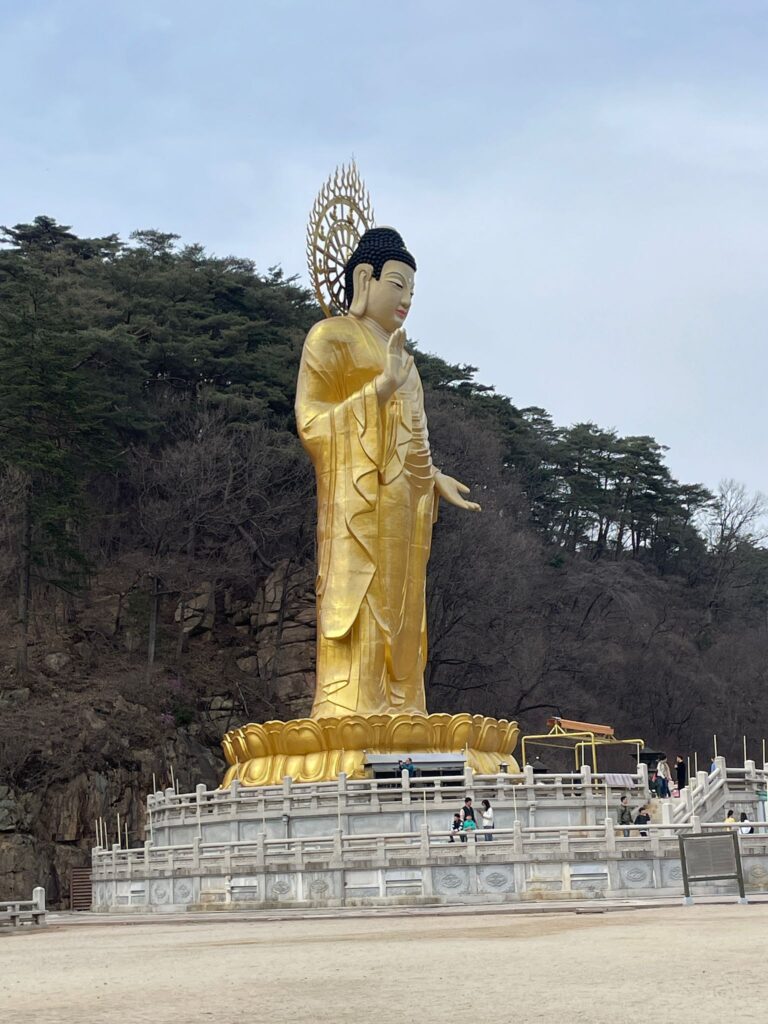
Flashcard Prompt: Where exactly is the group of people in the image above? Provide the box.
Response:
[620,796,757,837]
[724,809,755,834]
[449,797,495,841]
[618,796,652,835]
[651,754,687,797]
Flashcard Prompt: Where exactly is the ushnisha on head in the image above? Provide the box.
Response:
[345,227,417,333]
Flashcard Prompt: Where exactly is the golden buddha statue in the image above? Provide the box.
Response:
[296,226,480,719]
[220,165,519,785]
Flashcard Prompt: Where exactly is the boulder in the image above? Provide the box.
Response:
[43,652,71,675]
[175,583,215,634]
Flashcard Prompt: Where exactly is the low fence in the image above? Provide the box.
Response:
[91,817,768,910]
[91,757,768,910]
[142,766,651,848]
[0,888,46,927]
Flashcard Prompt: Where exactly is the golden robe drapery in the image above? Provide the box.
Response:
[295,316,438,718]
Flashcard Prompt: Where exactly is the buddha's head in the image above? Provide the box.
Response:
[345,228,416,333]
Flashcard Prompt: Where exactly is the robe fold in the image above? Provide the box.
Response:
[295,316,438,717]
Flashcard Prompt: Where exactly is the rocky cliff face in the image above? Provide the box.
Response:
[0,560,318,906]
[0,689,223,905]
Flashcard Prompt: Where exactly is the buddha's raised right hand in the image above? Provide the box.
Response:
[376,327,414,403]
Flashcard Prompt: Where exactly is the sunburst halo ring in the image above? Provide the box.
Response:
[307,162,375,317]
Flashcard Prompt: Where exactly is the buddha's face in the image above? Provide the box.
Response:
[359,259,415,334]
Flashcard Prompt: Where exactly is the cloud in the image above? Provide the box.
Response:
[596,90,768,175]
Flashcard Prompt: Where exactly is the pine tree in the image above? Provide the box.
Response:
[0,218,147,674]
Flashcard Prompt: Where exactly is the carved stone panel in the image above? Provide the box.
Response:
[618,861,654,889]
[478,866,515,893]
[432,867,470,895]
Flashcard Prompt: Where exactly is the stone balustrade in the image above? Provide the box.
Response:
[145,766,651,848]
[0,887,46,927]
[92,760,768,910]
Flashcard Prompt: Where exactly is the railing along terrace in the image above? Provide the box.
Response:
[671,759,767,824]
[92,817,768,883]
[146,765,649,822]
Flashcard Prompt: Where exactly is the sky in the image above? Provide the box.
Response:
[2,0,766,498]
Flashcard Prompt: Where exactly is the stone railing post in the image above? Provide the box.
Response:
[463,765,474,797]
[745,759,757,781]
[637,762,649,794]
[229,778,241,842]
[649,826,661,857]
[419,823,431,860]
[33,886,46,913]
[580,764,594,824]
[559,825,570,857]
[255,831,266,870]
[111,843,120,907]
[331,828,344,868]
[495,770,508,804]
[465,828,478,862]
[196,783,206,837]
[691,814,702,834]
[282,776,292,814]
[401,768,411,805]
[336,771,348,830]
[695,771,709,815]
[603,817,616,853]
[513,819,524,854]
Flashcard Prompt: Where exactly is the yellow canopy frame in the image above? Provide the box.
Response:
[521,717,645,771]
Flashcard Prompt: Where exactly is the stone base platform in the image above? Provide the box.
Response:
[221,713,521,786]
[91,765,768,911]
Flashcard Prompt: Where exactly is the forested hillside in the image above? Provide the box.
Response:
[1,217,767,901]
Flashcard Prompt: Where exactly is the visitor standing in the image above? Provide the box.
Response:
[634,806,651,836]
[481,799,494,841]
[724,809,736,826]
[710,756,718,774]
[448,812,462,843]
[739,812,754,835]
[675,755,687,792]
[656,755,671,798]
[618,795,633,837]
[460,797,476,842]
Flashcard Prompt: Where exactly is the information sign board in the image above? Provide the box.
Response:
[678,830,746,904]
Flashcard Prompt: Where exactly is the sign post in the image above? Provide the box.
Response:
[678,830,747,906]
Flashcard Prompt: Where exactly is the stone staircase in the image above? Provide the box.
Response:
[666,757,766,827]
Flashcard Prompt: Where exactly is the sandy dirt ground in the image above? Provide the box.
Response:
[1,904,765,1024]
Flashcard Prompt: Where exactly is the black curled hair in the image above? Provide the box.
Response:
[344,227,416,308]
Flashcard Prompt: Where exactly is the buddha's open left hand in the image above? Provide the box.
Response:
[435,472,481,512]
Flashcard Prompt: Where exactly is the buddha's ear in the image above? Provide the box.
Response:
[348,263,372,317]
